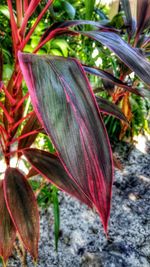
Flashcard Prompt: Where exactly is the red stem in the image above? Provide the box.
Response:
[0,137,5,155]
[24,0,29,13]
[10,110,34,132]
[8,129,41,145]
[0,127,7,146]
[0,125,9,140]
[0,102,14,123]
[20,0,54,50]
[7,0,19,54]
[33,29,61,53]
[2,85,16,105]
[13,92,29,113]
[4,148,24,157]
[16,0,23,27]
[20,0,41,37]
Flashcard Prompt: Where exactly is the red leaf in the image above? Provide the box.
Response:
[0,181,16,262]
[4,167,39,260]
[96,96,128,123]
[23,148,93,207]
[27,167,38,179]
[40,20,118,43]
[34,20,117,52]
[18,52,114,232]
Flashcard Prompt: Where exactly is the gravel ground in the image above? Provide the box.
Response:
[9,138,150,267]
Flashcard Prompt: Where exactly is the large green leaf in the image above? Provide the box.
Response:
[19,52,113,232]
[85,0,95,20]
[4,167,39,260]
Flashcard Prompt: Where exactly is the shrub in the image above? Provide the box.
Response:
[0,0,149,265]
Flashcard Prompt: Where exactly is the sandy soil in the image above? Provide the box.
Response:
[9,138,150,267]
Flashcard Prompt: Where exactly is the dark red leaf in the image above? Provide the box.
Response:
[81,31,150,86]
[40,20,117,42]
[9,129,41,146]
[27,167,39,179]
[96,96,128,123]
[137,0,150,35]
[0,180,16,262]
[4,167,39,260]
[35,20,118,52]
[34,29,78,53]
[18,52,114,232]
[83,65,145,96]
[121,0,136,38]
[24,148,93,207]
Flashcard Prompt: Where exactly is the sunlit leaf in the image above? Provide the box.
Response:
[0,5,10,19]
[19,52,114,232]
[119,93,132,139]
[63,1,76,19]
[85,0,95,20]
[51,39,69,57]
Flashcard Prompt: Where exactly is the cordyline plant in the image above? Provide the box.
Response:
[0,0,150,265]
